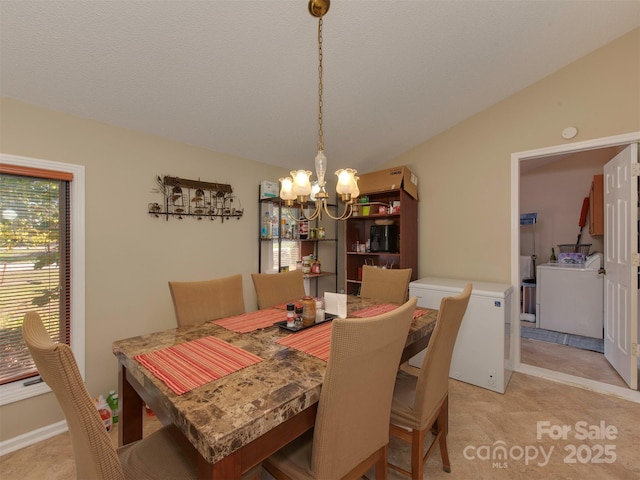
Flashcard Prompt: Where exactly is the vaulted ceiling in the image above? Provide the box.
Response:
[1,1,638,174]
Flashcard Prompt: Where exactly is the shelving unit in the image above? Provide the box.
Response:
[344,188,418,295]
[258,193,338,297]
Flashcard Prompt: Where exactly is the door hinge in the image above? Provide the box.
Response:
[631,163,639,176]
[632,343,640,357]
[632,253,640,268]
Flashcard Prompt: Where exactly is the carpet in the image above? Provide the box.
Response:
[520,326,604,354]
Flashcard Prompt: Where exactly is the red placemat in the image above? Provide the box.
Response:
[135,336,262,395]
[213,308,286,333]
[351,304,428,320]
[276,321,333,362]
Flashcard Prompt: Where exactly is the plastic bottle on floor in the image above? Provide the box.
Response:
[95,395,113,432]
[106,390,119,424]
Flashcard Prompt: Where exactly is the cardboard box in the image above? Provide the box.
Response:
[356,166,418,199]
[260,180,278,199]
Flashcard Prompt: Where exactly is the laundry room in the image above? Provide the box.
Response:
[519,142,625,386]
[518,144,627,386]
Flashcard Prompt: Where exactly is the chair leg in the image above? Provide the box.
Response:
[436,405,451,473]
[374,444,388,480]
[410,428,424,480]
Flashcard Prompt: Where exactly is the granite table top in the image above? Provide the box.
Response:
[112,297,438,466]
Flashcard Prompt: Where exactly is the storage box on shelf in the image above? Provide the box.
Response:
[344,168,418,296]
[258,188,338,297]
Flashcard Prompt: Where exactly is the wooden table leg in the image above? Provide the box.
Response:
[118,363,143,446]
[198,451,241,480]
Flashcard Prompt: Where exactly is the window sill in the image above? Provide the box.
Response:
[0,379,52,406]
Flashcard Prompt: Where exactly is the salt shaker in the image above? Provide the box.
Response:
[286,303,295,327]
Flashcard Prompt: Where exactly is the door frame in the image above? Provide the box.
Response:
[510,131,640,403]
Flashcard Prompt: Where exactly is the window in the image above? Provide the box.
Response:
[0,155,84,405]
[273,240,301,272]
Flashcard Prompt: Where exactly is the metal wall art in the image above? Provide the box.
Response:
[149,175,244,222]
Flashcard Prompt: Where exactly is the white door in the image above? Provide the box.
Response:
[603,144,638,389]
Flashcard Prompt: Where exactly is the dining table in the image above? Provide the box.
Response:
[112,296,438,479]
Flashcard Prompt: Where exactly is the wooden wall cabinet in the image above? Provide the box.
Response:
[344,188,418,295]
[589,174,604,236]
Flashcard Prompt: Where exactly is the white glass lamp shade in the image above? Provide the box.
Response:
[291,170,313,197]
[350,176,360,199]
[310,181,321,201]
[279,177,296,201]
[335,168,357,196]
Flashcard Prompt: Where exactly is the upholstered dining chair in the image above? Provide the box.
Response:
[262,297,417,480]
[359,265,412,304]
[22,311,261,480]
[169,273,245,327]
[388,284,472,479]
[251,269,306,310]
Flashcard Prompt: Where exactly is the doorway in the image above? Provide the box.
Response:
[510,132,639,402]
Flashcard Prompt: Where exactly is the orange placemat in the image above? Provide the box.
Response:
[213,308,286,333]
[351,304,428,320]
[135,336,262,395]
[276,322,333,362]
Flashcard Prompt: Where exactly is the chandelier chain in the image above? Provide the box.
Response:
[317,16,324,152]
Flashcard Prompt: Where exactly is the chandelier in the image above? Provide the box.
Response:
[279,0,359,221]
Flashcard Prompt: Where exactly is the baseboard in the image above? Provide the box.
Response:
[516,363,640,404]
[0,420,68,456]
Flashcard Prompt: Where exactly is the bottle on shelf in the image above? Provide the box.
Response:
[550,248,557,263]
[298,216,309,239]
[271,210,279,238]
[261,209,272,239]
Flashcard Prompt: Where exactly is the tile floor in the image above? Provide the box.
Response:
[2,369,639,479]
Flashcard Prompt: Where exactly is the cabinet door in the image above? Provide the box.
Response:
[589,174,604,235]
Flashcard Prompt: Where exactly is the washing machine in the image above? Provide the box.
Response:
[536,253,604,339]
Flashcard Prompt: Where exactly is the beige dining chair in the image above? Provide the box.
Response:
[359,265,412,304]
[168,273,245,327]
[22,311,262,480]
[388,283,472,479]
[251,269,306,309]
[263,297,417,480]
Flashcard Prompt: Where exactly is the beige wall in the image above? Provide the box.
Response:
[1,27,638,444]
[0,98,287,441]
[388,28,639,283]
[520,148,621,266]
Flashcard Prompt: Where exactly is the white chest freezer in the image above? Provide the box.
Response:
[408,277,513,393]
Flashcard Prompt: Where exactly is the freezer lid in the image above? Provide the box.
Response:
[409,277,513,299]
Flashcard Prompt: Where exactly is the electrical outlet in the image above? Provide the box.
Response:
[488,369,496,386]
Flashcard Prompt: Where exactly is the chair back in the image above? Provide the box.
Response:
[311,297,417,479]
[169,273,245,327]
[22,312,124,480]
[251,269,306,309]
[414,284,471,424]
[359,265,412,304]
